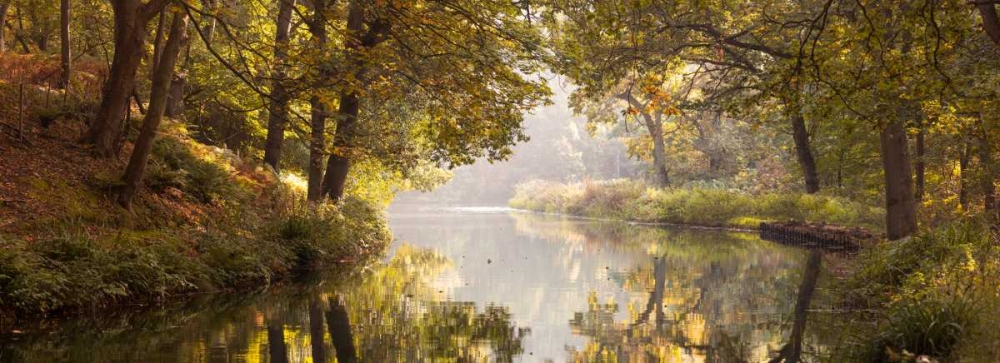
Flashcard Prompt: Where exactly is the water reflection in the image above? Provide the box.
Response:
[1,209,827,362]
[0,245,525,363]
[515,217,808,362]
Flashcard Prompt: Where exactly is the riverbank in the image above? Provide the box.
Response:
[0,117,390,322]
[830,219,1000,361]
[509,179,883,230]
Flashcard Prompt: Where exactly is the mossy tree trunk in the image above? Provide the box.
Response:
[880,118,918,240]
[117,7,188,208]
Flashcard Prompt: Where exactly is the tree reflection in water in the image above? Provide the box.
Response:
[2,212,832,363]
[770,250,823,363]
[0,245,527,363]
[525,218,814,363]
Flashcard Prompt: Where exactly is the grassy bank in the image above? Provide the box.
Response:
[827,218,1000,361]
[0,121,390,320]
[509,179,883,230]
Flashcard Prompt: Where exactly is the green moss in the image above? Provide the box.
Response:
[26,177,103,223]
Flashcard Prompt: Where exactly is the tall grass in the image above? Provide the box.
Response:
[509,179,883,229]
[833,219,1000,361]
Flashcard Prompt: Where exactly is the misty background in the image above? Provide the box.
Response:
[394,77,645,206]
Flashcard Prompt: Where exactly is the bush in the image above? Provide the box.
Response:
[510,179,882,229]
[866,297,973,361]
[147,134,240,203]
[0,233,202,313]
[836,219,1000,361]
[0,196,390,317]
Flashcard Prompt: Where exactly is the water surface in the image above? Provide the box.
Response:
[1,207,819,362]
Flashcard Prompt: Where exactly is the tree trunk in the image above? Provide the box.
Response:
[117,9,188,208]
[959,144,971,211]
[791,112,820,194]
[84,0,170,157]
[201,0,217,43]
[307,101,327,201]
[59,0,72,89]
[649,122,670,188]
[880,119,919,240]
[14,7,30,53]
[0,4,9,53]
[165,71,185,118]
[307,0,329,202]
[319,0,390,201]
[321,0,366,201]
[978,117,997,221]
[321,92,358,200]
[915,118,925,201]
[978,3,1000,47]
[262,0,296,171]
[168,0,217,121]
[150,11,166,74]
[326,296,358,363]
[35,36,47,52]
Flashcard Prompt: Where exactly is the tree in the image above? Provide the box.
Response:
[261,0,296,171]
[546,0,825,194]
[59,0,70,89]
[117,5,188,208]
[306,0,330,202]
[83,0,173,157]
[321,0,550,201]
[0,2,9,53]
[977,1,1000,47]
[319,0,389,200]
[571,76,681,188]
[786,99,820,194]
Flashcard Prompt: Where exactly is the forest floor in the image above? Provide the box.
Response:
[0,56,390,323]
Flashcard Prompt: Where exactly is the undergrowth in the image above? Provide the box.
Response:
[832,219,1000,362]
[0,122,391,319]
[509,179,882,229]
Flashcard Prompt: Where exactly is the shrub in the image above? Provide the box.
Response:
[509,179,882,229]
[836,219,999,361]
[866,297,974,361]
[0,195,391,317]
[147,134,239,203]
[0,233,204,313]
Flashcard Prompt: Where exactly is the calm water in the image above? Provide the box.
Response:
[1,207,823,362]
